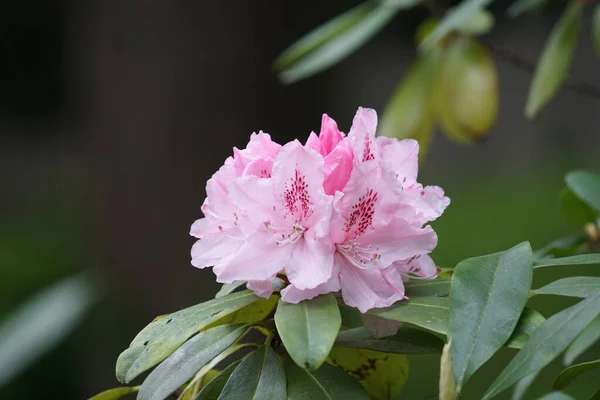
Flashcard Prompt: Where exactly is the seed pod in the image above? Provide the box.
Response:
[435,36,499,142]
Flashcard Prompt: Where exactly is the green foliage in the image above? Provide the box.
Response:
[507,0,548,18]
[284,356,371,399]
[450,242,533,391]
[566,171,600,214]
[328,347,408,400]
[404,277,451,297]
[0,274,96,388]
[334,326,444,354]
[115,290,260,383]
[532,277,600,298]
[193,360,240,400]
[274,294,341,370]
[563,316,600,365]
[369,296,449,335]
[560,188,599,226]
[439,341,457,400]
[525,1,582,119]
[553,359,600,391]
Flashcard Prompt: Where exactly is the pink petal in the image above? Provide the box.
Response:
[280,265,341,303]
[381,139,419,185]
[396,254,439,279]
[319,114,343,155]
[305,132,324,155]
[247,277,276,298]
[191,233,243,269]
[323,140,353,195]
[338,254,405,313]
[348,107,379,163]
[214,238,291,283]
[285,234,334,290]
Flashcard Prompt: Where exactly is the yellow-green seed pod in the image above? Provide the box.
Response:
[435,36,499,142]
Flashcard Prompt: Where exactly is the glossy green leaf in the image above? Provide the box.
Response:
[215,281,246,298]
[275,294,341,370]
[178,343,251,400]
[328,347,408,400]
[450,242,533,391]
[553,359,600,390]
[483,289,600,399]
[457,9,495,35]
[335,326,444,354]
[537,393,575,400]
[533,254,600,269]
[532,277,600,298]
[273,2,399,84]
[566,170,600,213]
[436,37,498,142]
[285,355,370,399]
[218,346,286,400]
[533,235,587,260]
[0,274,96,388]
[564,316,600,365]
[525,1,582,118]
[88,386,140,400]
[420,0,495,49]
[440,341,457,400]
[560,188,598,226]
[338,304,363,329]
[378,51,439,160]
[138,324,247,400]
[506,308,546,350]
[404,277,451,297]
[512,371,540,400]
[507,0,547,18]
[207,295,278,327]
[116,290,260,383]
[194,360,240,400]
[368,296,449,335]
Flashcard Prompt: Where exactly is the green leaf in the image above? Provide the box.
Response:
[328,347,408,400]
[404,277,450,297]
[420,0,495,50]
[360,314,402,338]
[116,290,260,383]
[506,308,546,350]
[0,273,96,388]
[215,281,246,298]
[533,254,600,269]
[512,371,540,400]
[378,51,440,160]
[507,0,547,18]
[273,2,399,84]
[88,386,140,400]
[368,296,449,335]
[591,388,600,400]
[338,304,364,329]
[440,341,457,400]
[457,9,495,35]
[218,346,286,400]
[564,316,600,365]
[560,188,599,226]
[532,277,600,298]
[275,294,341,370]
[450,242,533,391]
[194,360,241,400]
[404,277,451,297]
[285,355,371,399]
[553,359,600,390]
[533,235,588,260]
[334,326,444,354]
[483,289,600,399]
[537,393,575,400]
[137,324,247,400]
[207,295,278,327]
[525,1,582,118]
[566,170,600,213]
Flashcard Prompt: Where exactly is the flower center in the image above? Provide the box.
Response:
[336,240,381,269]
[275,224,305,246]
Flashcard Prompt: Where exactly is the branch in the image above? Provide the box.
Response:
[485,42,600,101]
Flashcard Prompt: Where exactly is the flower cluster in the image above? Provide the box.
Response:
[190,107,449,312]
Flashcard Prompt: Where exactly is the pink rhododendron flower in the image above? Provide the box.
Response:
[190,107,450,312]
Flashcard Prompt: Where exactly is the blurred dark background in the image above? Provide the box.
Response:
[1,1,599,399]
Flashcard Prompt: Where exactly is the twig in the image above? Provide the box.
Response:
[485,42,600,101]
